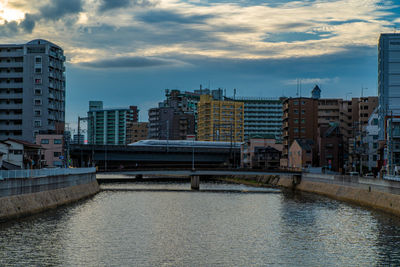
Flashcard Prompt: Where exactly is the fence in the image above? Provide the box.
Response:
[0,168,97,198]
[0,167,96,180]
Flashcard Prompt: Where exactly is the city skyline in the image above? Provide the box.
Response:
[0,0,399,126]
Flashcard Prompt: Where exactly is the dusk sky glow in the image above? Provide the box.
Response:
[0,0,399,129]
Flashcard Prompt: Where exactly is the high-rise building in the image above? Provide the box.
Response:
[0,39,66,143]
[197,94,244,142]
[281,97,319,168]
[227,97,283,141]
[378,33,400,174]
[148,89,196,140]
[378,33,400,139]
[87,101,139,145]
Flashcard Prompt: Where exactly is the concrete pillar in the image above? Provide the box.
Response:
[191,175,200,190]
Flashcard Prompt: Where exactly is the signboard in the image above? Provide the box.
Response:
[59,156,64,160]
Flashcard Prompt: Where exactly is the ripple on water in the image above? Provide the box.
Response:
[1,182,400,266]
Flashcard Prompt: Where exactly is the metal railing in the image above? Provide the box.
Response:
[0,167,96,180]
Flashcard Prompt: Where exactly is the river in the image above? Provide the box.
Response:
[1,181,400,266]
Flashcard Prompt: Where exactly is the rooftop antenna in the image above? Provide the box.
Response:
[300,79,302,98]
[234,88,236,100]
[296,78,299,97]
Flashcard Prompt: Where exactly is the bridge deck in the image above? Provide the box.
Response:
[97,170,300,179]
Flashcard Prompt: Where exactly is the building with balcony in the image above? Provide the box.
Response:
[0,39,66,143]
[281,97,319,168]
[197,94,244,142]
[87,101,139,145]
[226,97,283,141]
[241,134,283,168]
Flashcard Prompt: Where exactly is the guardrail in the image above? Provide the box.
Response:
[383,175,400,182]
[0,167,96,180]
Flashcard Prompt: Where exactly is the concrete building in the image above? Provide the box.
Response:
[72,134,84,145]
[197,94,244,142]
[241,134,283,168]
[36,134,63,167]
[318,124,343,173]
[227,97,283,141]
[378,33,400,174]
[288,139,314,170]
[0,139,41,169]
[362,109,379,172]
[0,39,66,143]
[281,97,319,167]
[126,122,149,144]
[87,101,139,145]
[148,90,196,140]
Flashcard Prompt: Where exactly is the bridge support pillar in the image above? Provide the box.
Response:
[191,175,200,190]
[293,174,302,187]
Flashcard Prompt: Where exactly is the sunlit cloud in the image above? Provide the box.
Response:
[0,0,398,66]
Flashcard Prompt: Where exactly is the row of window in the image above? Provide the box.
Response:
[40,139,62,144]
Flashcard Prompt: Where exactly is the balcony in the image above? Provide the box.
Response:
[0,114,22,120]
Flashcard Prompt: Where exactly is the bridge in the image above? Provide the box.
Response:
[70,142,241,170]
[96,169,302,190]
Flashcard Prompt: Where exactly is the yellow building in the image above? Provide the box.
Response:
[197,95,244,142]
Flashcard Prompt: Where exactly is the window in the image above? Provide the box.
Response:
[294,119,299,123]
[35,67,42,74]
[294,109,298,114]
[301,119,305,124]
[34,99,42,105]
[293,101,298,105]
[35,56,42,63]
[35,78,42,84]
[34,120,41,127]
[34,88,42,95]
[34,110,41,116]
[373,118,378,125]
[41,139,49,144]
[54,152,61,157]
[373,155,378,161]
[301,110,305,114]
[54,139,62,144]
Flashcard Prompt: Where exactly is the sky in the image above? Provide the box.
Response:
[0,0,399,131]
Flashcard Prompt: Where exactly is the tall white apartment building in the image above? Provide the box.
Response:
[229,97,283,141]
[0,39,66,143]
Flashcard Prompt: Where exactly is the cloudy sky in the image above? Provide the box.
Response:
[0,0,399,129]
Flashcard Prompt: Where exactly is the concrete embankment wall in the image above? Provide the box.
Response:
[0,173,99,222]
[277,174,400,216]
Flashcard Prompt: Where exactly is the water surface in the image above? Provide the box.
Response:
[1,181,400,266]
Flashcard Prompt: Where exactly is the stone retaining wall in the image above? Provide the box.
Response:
[0,176,99,222]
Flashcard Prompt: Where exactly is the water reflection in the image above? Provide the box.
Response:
[0,182,400,266]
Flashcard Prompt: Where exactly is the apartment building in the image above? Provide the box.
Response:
[87,101,139,145]
[0,39,66,143]
[281,97,319,167]
[36,134,63,167]
[126,122,148,144]
[227,97,283,141]
[197,94,244,142]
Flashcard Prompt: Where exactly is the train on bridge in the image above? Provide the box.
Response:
[70,140,241,170]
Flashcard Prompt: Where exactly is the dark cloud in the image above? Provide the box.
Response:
[80,56,178,69]
[137,10,213,24]
[0,14,35,36]
[0,20,19,36]
[20,13,36,33]
[40,0,83,20]
[99,0,156,12]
